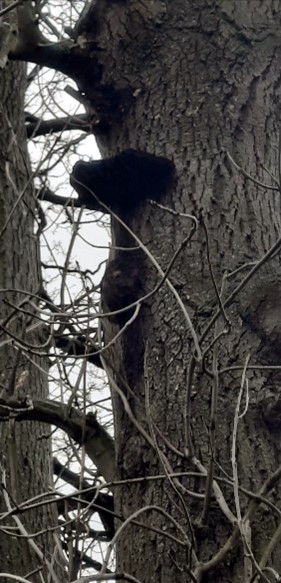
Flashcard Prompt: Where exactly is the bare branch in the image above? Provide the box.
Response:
[0,397,116,482]
[53,458,114,535]
[26,113,92,138]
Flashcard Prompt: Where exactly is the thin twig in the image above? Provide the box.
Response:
[200,233,281,345]
[73,176,202,359]
[100,504,190,575]
[227,152,279,192]
[144,347,196,555]
[0,465,60,583]
[0,0,29,17]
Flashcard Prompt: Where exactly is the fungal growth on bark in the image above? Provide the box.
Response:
[70,149,176,212]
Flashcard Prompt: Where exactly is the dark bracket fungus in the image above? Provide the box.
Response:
[70,149,175,212]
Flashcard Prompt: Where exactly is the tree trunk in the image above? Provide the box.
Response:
[84,1,281,581]
[4,0,281,580]
[0,60,60,581]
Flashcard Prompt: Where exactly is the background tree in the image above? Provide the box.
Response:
[0,26,63,582]
[0,1,281,582]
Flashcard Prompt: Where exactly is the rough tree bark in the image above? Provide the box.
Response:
[6,1,281,582]
[0,59,60,579]
[79,2,281,582]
